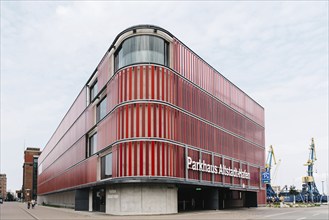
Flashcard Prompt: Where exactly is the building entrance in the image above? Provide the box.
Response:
[178,185,257,211]
[92,188,106,212]
[178,185,219,211]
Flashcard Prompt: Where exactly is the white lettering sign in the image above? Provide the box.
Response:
[187,156,250,179]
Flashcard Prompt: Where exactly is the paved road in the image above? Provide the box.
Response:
[0,202,328,219]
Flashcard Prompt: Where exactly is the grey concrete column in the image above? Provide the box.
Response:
[211,153,214,183]
[199,150,202,182]
[231,159,234,185]
[240,161,242,186]
[89,189,92,212]
[185,146,188,181]
[222,157,225,185]
[247,163,250,188]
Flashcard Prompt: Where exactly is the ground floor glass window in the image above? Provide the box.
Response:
[101,153,112,179]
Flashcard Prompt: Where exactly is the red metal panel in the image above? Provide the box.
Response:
[123,142,127,176]
[124,69,127,101]
[174,40,265,126]
[97,54,110,90]
[151,66,154,99]
[151,141,155,176]
[168,144,172,177]
[112,145,117,178]
[157,67,160,100]
[136,103,140,137]
[188,149,200,180]
[139,141,143,175]
[41,112,87,173]
[233,161,240,185]
[241,164,248,186]
[39,87,87,164]
[249,166,260,187]
[129,67,132,101]
[144,141,148,176]
[128,141,132,176]
[214,155,222,183]
[141,101,145,137]
[153,103,156,137]
[108,75,118,113]
[38,137,86,186]
[161,142,165,176]
[257,190,266,205]
[201,153,212,182]
[119,70,123,103]
[165,68,168,102]
[140,66,144,99]
[145,66,149,99]
[133,142,137,176]
[147,103,151,137]
[119,143,122,176]
[159,104,162,138]
[39,156,97,195]
[224,158,232,185]
[134,67,137,100]
[40,55,265,195]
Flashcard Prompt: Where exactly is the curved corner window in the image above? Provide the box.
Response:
[114,35,169,71]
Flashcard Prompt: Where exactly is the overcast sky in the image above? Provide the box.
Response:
[1,1,328,194]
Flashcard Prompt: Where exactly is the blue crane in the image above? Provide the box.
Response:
[265,145,279,202]
[301,138,321,202]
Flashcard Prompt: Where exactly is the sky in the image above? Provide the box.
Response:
[1,1,328,194]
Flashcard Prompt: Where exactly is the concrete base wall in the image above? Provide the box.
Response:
[38,191,75,209]
[106,184,177,215]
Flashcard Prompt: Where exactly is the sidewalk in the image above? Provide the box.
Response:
[2,202,232,220]
[1,202,98,219]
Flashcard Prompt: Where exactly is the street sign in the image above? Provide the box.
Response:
[262,171,271,184]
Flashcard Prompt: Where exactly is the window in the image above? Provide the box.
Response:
[114,35,169,71]
[96,97,107,122]
[101,153,112,179]
[90,81,98,101]
[88,133,97,156]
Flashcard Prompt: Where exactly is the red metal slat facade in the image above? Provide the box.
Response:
[38,25,266,209]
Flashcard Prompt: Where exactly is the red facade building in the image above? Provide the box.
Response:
[38,25,265,215]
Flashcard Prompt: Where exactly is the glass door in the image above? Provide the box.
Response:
[92,188,105,212]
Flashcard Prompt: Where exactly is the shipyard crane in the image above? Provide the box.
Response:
[272,159,281,186]
[301,138,321,202]
[265,145,279,202]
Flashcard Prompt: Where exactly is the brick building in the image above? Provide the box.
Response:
[22,147,41,201]
[0,174,7,199]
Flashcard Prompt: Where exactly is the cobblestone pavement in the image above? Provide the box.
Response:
[0,202,328,220]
